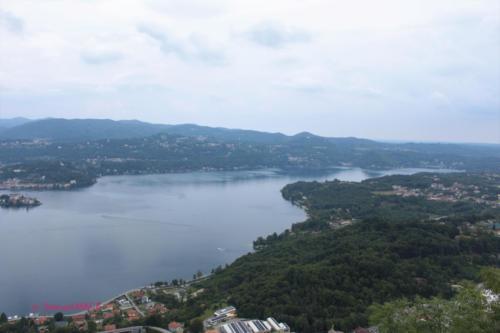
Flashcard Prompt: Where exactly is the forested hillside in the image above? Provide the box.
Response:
[1,120,500,191]
[183,173,500,332]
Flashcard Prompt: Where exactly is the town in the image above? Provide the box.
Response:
[388,176,500,207]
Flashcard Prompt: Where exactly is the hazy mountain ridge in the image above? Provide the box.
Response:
[0,119,499,181]
[0,118,292,143]
[0,117,32,130]
[1,117,498,149]
[0,118,172,141]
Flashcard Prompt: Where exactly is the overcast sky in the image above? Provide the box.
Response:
[0,0,499,143]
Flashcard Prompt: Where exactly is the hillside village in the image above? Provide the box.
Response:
[1,282,296,333]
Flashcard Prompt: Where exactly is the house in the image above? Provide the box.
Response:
[103,312,114,320]
[73,320,87,331]
[127,309,140,321]
[35,316,48,325]
[117,298,132,309]
[103,324,117,331]
[148,303,168,315]
[130,290,145,302]
[207,314,228,326]
[168,321,184,332]
[214,306,237,317]
[103,303,115,312]
[71,314,86,321]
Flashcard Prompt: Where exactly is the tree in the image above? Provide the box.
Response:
[0,312,7,323]
[145,314,162,327]
[480,267,500,293]
[87,320,97,333]
[54,312,64,322]
[369,283,499,333]
[188,319,203,333]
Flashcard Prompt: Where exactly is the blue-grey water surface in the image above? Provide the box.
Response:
[0,168,449,315]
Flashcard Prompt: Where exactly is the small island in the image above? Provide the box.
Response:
[0,194,41,209]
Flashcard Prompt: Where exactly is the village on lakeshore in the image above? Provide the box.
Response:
[1,281,302,333]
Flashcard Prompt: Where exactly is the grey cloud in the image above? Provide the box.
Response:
[246,22,311,48]
[189,36,226,66]
[0,10,24,33]
[137,24,186,58]
[81,51,123,65]
[137,24,225,66]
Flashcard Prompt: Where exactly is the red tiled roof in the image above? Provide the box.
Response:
[168,321,183,330]
[103,303,114,311]
[127,309,139,321]
[103,312,114,319]
[353,328,370,333]
[72,314,86,321]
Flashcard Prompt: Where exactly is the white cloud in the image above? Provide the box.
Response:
[0,9,23,33]
[0,0,498,143]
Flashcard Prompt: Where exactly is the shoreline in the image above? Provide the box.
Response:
[0,165,460,193]
[4,275,212,319]
[0,167,460,318]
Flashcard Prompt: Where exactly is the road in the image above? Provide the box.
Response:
[63,274,212,317]
[124,291,145,317]
[98,326,171,333]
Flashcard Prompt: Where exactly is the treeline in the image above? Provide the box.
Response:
[1,132,500,181]
[159,172,500,332]
[368,268,500,333]
[194,218,499,331]
[0,161,96,189]
[281,172,500,232]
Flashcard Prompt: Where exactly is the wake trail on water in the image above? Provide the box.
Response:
[100,215,194,228]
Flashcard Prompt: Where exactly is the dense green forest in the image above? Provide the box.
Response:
[176,172,500,332]
[281,172,499,231]
[368,272,499,333]
[196,218,499,331]
[0,161,96,189]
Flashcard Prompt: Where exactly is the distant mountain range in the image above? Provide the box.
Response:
[0,117,490,147]
[0,118,306,143]
[0,117,32,130]
[0,118,499,174]
[0,118,171,141]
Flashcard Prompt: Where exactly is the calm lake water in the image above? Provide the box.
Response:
[0,168,448,315]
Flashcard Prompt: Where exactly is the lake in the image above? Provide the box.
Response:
[0,167,449,315]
